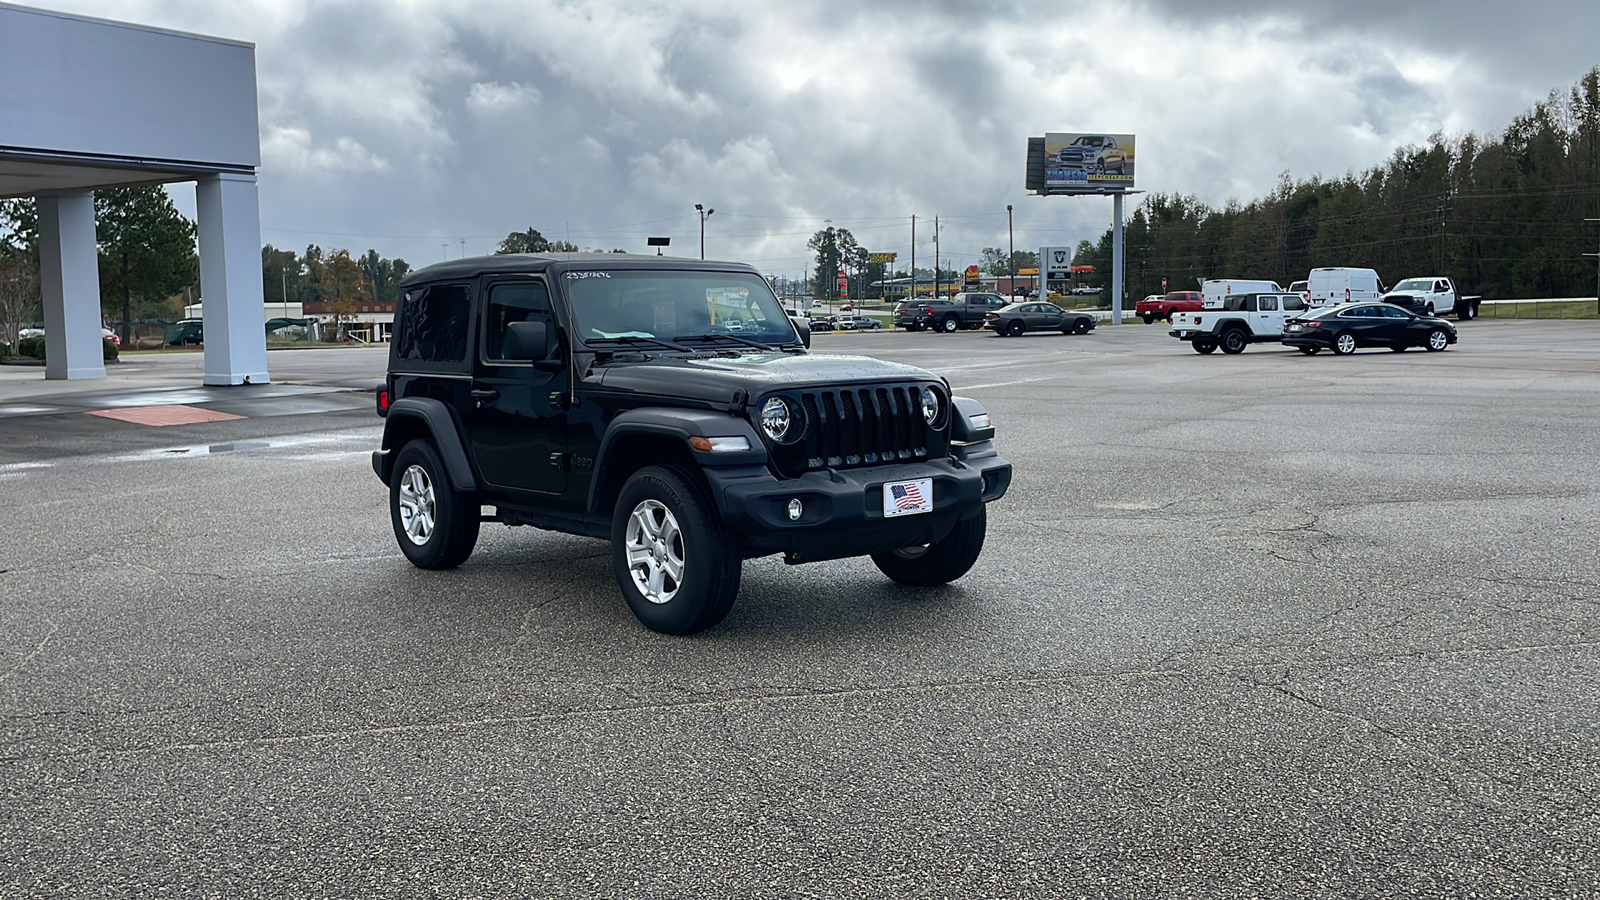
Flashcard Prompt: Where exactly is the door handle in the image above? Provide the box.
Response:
[471,388,499,407]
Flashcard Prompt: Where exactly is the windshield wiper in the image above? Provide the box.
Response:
[588,335,693,352]
[676,333,798,352]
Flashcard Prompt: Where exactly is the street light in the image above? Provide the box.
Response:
[1006,204,1015,295]
[695,203,715,259]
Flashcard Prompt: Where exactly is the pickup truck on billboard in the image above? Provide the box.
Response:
[1045,132,1135,190]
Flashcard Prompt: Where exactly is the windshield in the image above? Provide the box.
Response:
[1392,278,1431,292]
[562,270,798,346]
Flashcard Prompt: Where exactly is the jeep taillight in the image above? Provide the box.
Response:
[377,389,390,414]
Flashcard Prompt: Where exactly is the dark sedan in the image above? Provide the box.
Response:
[985,302,1097,336]
[1282,302,1457,355]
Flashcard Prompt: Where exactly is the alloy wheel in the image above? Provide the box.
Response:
[397,464,436,545]
[625,499,685,604]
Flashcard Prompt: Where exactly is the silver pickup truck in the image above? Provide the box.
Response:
[1169,292,1309,354]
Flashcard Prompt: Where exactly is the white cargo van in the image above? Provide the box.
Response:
[1200,278,1283,309]
[1306,267,1385,307]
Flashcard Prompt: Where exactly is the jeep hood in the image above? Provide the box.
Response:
[593,352,937,405]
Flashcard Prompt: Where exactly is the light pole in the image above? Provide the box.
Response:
[281,266,290,319]
[696,203,715,259]
[1006,204,1015,295]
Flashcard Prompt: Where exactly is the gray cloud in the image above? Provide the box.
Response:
[45,0,1600,276]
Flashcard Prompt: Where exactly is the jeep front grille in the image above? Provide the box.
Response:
[798,385,929,469]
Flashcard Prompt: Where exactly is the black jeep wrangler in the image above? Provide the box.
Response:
[371,253,1011,634]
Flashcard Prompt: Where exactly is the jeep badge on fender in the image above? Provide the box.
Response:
[371,253,1012,634]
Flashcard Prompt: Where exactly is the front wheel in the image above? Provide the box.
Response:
[1073,318,1092,334]
[941,316,961,333]
[390,440,480,569]
[1425,328,1450,351]
[1140,313,1155,324]
[872,508,986,587]
[1333,332,1358,355]
[1193,339,1218,354]
[612,465,741,635]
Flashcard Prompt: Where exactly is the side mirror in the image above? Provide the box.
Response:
[504,320,551,361]
[789,314,812,349]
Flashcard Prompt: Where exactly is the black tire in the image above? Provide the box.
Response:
[1332,331,1358,355]
[1425,303,1435,316]
[611,465,741,635]
[390,439,480,570]
[1007,320,1026,336]
[1073,318,1092,335]
[1193,339,1218,354]
[871,508,987,587]
[1140,313,1155,324]
[941,315,961,333]
[1220,328,1249,354]
[1456,303,1473,321]
[1298,346,1320,355]
[1424,327,1450,352]
[1390,344,1408,352]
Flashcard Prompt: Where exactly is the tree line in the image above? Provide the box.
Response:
[1072,67,1600,301]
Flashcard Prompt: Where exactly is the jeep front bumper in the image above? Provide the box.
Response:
[701,445,1011,563]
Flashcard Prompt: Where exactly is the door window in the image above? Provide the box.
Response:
[483,280,553,362]
[396,284,470,364]
[1258,296,1278,311]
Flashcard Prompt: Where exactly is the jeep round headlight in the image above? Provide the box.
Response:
[760,396,795,443]
[921,386,941,426]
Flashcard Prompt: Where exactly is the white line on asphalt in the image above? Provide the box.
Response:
[951,375,1066,391]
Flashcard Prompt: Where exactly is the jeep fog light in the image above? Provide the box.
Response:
[787,498,803,521]
[689,436,751,453]
[760,397,794,442]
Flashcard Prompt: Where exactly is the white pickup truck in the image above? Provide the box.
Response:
[1170,291,1309,354]
[1381,276,1479,320]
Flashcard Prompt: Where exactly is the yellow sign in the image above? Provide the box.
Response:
[868,252,897,264]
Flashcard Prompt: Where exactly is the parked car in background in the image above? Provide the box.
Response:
[1306,267,1385,308]
[807,313,834,333]
[834,313,882,331]
[1135,291,1203,323]
[1382,276,1477,320]
[1282,302,1457,355]
[985,302,1098,336]
[1288,280,1308,298]
[100,327,120,347]
[166,318,204,346]
[916,292,1011,332]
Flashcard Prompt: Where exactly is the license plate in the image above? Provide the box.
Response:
[1177,330,1192,337]
[1287,324,1302,332]
[883,478,933,518]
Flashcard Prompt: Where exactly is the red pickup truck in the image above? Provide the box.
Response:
[1136,291,1203,324]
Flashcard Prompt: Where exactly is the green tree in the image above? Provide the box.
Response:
[96,186,199,342]
[358,249,411,306]
[496,227,578,254]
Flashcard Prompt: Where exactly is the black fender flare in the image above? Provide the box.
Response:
[587,408,768,516]
[374,397,478,492]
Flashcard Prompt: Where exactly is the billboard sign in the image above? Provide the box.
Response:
[1043,132,1135,192]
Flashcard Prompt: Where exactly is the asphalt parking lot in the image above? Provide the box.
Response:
[3,319,1598,897]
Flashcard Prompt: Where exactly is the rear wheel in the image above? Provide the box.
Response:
[872,508,987,587]
[1425,328,1450,351]
[612,465,741,635]
[1007,319,1025,336]
[1220,328,1249,354]
[1140,313,1155,324]
[1193,339,1218,354]
[1333,332,1357,355]
[941,315,960,333]
[390,440,480,570]
[1298,346,1320,355]
[1073,318,1092,334]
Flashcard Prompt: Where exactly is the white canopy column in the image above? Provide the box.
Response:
[196,173,269,386]
[37,191,106,380]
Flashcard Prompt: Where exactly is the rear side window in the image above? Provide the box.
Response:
[396,283,471,363]
[1284,295,1306,311]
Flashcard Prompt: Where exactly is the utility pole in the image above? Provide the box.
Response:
[120,251,131,347]
[933,216,940,297]
[910,215,916,300]
[1586,218,1599,316]
[1006,204,1015,294]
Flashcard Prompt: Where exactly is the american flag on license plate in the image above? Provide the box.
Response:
[890,483,925,510]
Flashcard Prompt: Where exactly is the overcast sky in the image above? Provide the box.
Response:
[39,0,1600,279]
